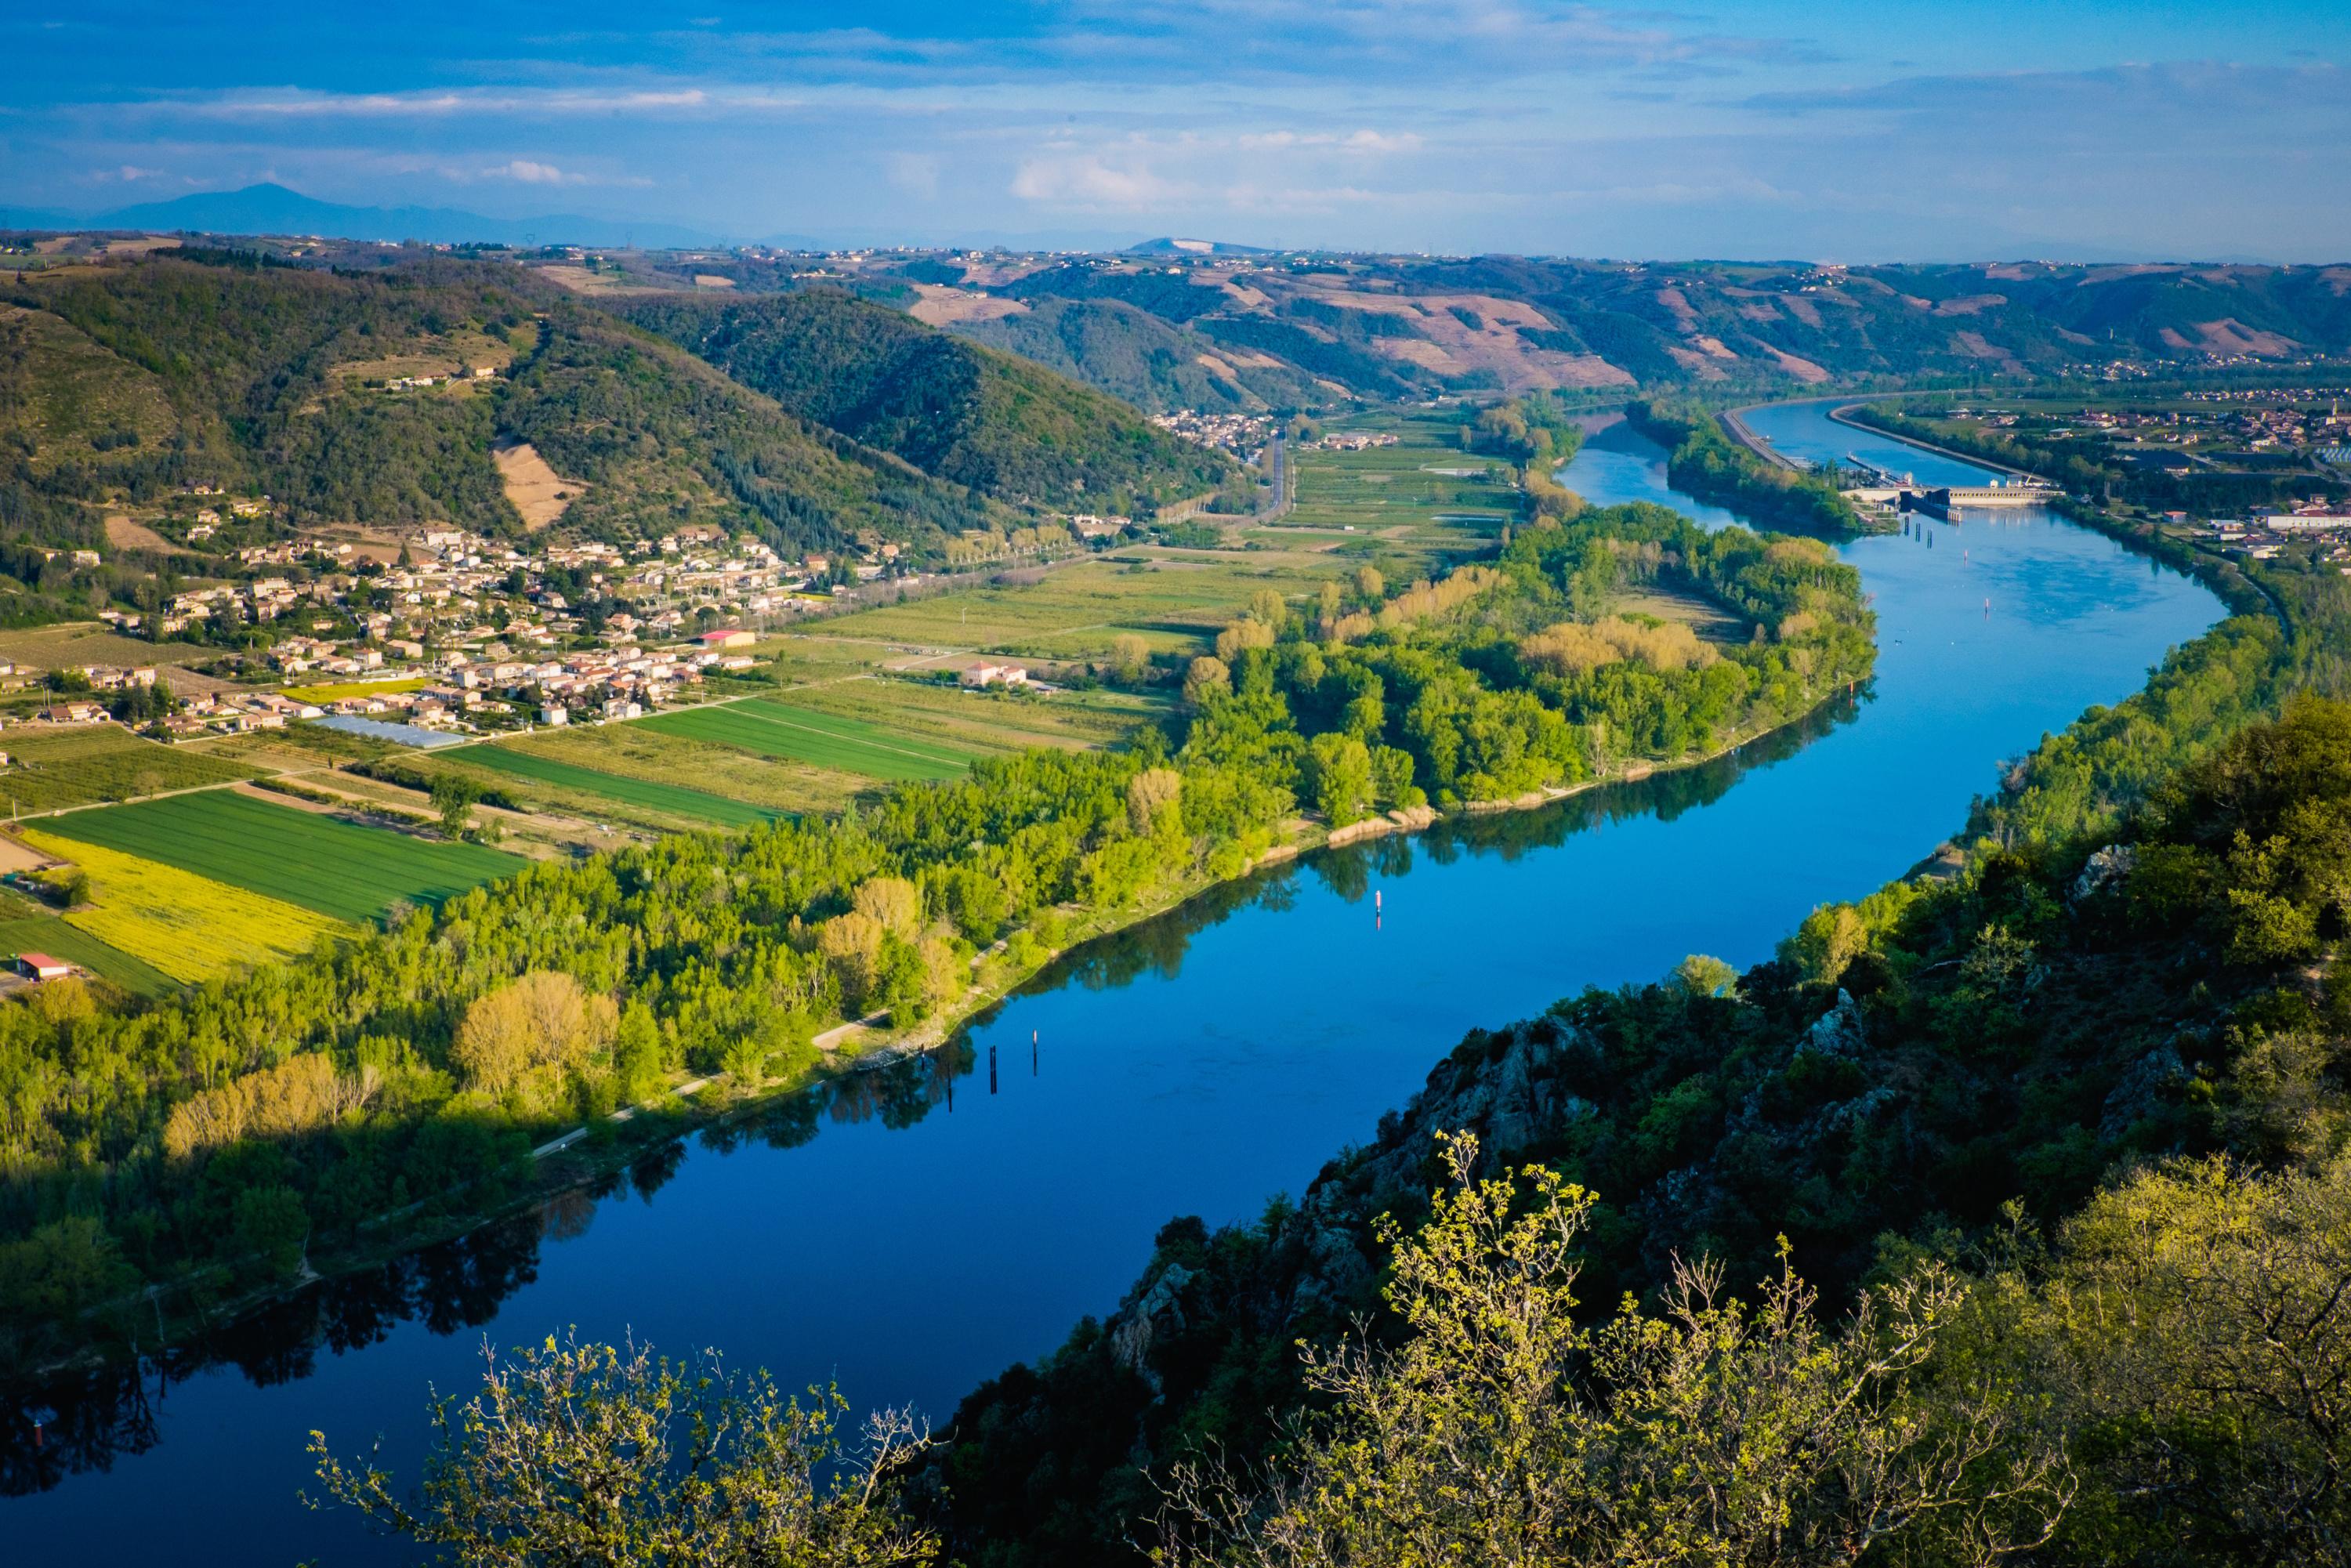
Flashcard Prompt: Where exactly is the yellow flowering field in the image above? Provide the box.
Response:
[20,829,358,984]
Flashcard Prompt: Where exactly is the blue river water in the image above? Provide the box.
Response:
[0,402,2226,1562]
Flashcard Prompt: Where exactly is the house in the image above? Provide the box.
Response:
[16,953,72,982]
[541,703,570,726]
[697,628,756,650]
[961,663,1030,689]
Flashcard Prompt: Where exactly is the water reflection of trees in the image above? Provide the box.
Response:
[0,1211,545,1497]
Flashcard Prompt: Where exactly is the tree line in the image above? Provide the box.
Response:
[1627,398,1871,536]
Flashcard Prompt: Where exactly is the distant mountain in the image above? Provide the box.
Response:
[1127,237,1271,257]
[933,253,2351,403]
[6,183,727,249]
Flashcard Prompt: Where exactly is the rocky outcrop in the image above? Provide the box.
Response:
[1109,1262,1194,1392]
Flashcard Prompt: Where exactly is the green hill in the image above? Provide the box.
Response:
[502,305,998,552]
[951,296,1323,415]
[619,288,1238,510]
[0,252,1020,578]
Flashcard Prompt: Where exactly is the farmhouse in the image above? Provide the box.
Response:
[961,663,1031,689]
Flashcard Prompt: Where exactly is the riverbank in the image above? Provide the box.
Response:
[1624,397,1880,537]
[1825,397,2042,479]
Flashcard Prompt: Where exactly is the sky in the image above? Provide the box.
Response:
[3,0,2348,261]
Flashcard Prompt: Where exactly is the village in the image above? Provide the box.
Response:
[13,520,922,744]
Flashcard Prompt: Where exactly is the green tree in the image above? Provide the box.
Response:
[1972,1156,2351,1567]
[1304,733,1375,827]
[309,1331,936,1566]
[1155,1134,2070,1568]
[431,773,483,838]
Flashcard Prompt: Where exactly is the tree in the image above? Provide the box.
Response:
[1183,656,1231,708]
[1673,952,1739,998]
[309,1331,936,1567]
[1979,1156,2351,1566]
[453,971,615,1095]
[432,773,483,838]
[1156,1133,2070,1568]
[1304,733,1375,826]
[818,911,888,1013]
[1112,632,1151,683]
[1128,767,1184,837]
[852,876,922,940]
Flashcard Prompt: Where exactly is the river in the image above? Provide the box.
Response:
[0,401,2226,1561]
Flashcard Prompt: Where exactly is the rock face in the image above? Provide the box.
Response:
[2070,843,2139,904]
[1109,1262,1194,1392]
[1802,989,1866,1057]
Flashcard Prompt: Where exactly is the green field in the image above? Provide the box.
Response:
[777,677,1166,757]
[2,728,256,813]
[464,743,788,828]
[1279,411,1520,549]
[637,699,975,781]
[36,790,528,923]
[0,905,176,997]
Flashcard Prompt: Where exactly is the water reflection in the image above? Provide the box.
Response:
[0,1211,542,1497]
[0,1039,987,1497]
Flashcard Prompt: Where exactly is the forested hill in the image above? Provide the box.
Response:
[617,288,1238,512]
[950,296,1327,416]
[501,303,999,550]
[1,250,1228,586]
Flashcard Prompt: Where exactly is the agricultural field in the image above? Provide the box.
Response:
[34,789,527,924]
[459,741,790,829]
[0,622,252,696]
[0,888,176,997]
[282,679,429,704]
[1281,415,1519,549]
[0,726,259,813]
[18,829,356,985]
[1613,585,1748,642]
[798,553,1350,664]
[776,676,1167,757]
[184,721,395,774]
[637,697,976,781]
[426,725,868,822]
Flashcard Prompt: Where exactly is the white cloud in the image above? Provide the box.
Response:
[487,158,578,185]
[1011,152,1188,208]
[178,87,715,120]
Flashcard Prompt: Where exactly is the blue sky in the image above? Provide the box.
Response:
[4,1,2347,259]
